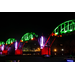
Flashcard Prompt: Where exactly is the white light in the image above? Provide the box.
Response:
[40,36,44,49]
[15,41,17,50]
[55,33,57,35]
[41,36,43,46]
[61,49,64,51]
[40,46,43,49]
[70,29,72,31]
[1,45,4,51]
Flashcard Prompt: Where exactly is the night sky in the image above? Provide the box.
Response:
[0,12,75,42]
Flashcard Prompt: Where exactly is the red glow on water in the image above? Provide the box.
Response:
[15,49,23,55]
[41,47,51,55]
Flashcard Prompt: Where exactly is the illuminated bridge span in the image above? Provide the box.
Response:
[15,32,38,55]
[53,20,75,35]
[6,38,17,45]
[21,32,38,42]
[1,32,38,55]
[42,20,75,56]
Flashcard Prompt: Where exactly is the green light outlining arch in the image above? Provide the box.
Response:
[21,32,38,42]
[21,33,30,41]
[53,20,75,35]
[0,41,5,45]
[6,38,17,45]
[32,32,38,37]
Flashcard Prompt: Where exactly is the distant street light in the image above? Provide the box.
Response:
[54,49,57,52]
[61,49,64,51]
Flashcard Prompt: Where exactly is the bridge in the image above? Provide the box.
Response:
[0,32,38,55]
[0,20,75,56]
[21,32,38,41]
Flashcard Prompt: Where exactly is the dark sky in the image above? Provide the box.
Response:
[0,12,75,42]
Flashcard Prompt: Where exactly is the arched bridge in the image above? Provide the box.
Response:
[21,32,38,42]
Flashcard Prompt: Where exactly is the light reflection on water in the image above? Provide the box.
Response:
[6,60,20,62]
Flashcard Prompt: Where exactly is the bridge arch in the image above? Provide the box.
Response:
[15,32,39,55]
[0,41,5,46]
[53,20,75,35]
[6,38,17,45]
[42,20,75,56]
[21,32,38,42]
